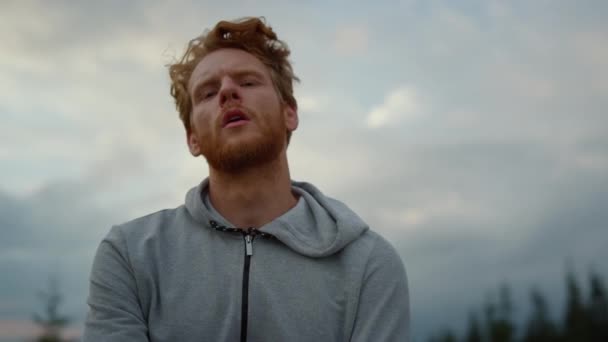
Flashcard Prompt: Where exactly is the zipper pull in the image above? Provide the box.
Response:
[245,234,253,256]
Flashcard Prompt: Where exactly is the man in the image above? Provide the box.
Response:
[84,17,409,341]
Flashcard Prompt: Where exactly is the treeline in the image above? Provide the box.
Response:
[428,270,608,342]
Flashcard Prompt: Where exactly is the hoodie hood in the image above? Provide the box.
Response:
[185,178,369,258]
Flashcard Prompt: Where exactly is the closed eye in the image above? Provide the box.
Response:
[196,89,217,103]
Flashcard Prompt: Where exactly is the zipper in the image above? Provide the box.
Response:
[241,231,254,342]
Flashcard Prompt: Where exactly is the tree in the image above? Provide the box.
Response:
[587,270,608,341]
[429,329,459,342]
[523,287,557,342]
[483,284,515,342]
[32,276,70,342]
[465,312,483,342]
[562,269,589,341]
[425,268,608,342]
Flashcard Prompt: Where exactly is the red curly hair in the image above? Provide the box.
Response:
[168,17,299,142]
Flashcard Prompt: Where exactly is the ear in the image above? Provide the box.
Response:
[283,104,298,132]
[187,130,202,157]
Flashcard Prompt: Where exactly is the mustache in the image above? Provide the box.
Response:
[218,105,255,126]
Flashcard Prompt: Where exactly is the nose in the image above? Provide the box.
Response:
[219,77,241,107]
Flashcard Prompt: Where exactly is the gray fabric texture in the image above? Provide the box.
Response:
[83,179,409,341]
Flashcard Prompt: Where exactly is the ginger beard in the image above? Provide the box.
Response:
[197,106,288,173]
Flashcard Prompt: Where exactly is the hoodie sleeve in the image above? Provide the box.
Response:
[350,234,410,342]
[83,226,149,341]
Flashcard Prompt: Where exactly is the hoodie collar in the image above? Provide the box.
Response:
[185,178,369,258]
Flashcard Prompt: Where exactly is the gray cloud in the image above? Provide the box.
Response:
[0,185,109,325]
[324,137,608,339]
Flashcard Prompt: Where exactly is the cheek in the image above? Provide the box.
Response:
[266,96,284,119]
[191,108,212,130]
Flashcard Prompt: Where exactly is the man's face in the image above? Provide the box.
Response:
[187,48,298,173]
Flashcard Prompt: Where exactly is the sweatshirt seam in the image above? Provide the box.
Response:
[347,232,379,340]
[361,233,382,283]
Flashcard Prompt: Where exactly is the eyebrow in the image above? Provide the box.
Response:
[190,69,267,97]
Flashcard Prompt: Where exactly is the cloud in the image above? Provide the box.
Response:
[333,26,369,55]
[0,184,113,341]
[297,94,325,114]
[366,86,419,128]
[403,178,608,337]
[375,191,489,231]
[331,136,608,338]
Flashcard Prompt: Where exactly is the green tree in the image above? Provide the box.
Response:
[429,329,459,342]
[465,312,483,342]
[587,270,608,341]
[484,284,515,342]
[425,268,608,342]
[562,269,589,341]
[32,276,70,342]
[523,287,557,342]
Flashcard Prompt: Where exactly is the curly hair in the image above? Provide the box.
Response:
[168,17,299,140]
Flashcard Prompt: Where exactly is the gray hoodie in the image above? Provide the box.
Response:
[83,179,409,341]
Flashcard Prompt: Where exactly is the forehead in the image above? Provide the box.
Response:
[189,48,271,90]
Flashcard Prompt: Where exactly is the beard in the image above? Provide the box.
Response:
[199,109,287,173]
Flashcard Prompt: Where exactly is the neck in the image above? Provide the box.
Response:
[207,153,298,229]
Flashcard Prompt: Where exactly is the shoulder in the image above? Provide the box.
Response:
[101,205,195,257]
[108,205,189,239]
[348,229,407,279]
[366,230,403,264]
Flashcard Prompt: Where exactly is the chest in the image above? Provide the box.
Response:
[141,235,356,341]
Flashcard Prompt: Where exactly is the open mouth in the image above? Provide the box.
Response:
[222,108,251,128]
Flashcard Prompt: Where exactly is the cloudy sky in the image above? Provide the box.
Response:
[1,0,607,341]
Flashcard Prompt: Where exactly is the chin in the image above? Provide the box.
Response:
[205,137,285,173]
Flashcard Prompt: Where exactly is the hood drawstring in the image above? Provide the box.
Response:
[209,220,276,239]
